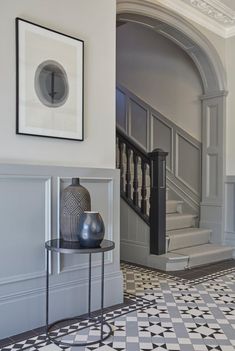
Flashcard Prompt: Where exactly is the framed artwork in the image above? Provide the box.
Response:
[16,18,84,141]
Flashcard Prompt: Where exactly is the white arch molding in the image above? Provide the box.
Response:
[117,0,228,244]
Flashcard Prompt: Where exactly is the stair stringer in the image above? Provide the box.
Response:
[167,170,200,217]
[120,198,189,270]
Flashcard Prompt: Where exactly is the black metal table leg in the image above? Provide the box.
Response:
[45,240,114,347]
[88,253,91,317]
[101,251,104,340]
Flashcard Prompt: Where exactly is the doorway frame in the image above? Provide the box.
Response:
[117,0,227,244]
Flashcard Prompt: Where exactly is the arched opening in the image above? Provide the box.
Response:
[117,0,227,245]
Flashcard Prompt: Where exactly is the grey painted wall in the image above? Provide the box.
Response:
[0,164,123,339]
[224,176,235,248]
[116,22,203,141]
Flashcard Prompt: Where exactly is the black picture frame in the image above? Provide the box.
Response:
[16,18,84,141]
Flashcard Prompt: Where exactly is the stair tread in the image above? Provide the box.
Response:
[172,243,233,256]
[167,227,211,236]
[167,213,197,219]
[167,200,183,204]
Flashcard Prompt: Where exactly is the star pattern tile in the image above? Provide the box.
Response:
[1,262,235,351]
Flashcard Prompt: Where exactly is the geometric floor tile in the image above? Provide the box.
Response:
[1,262,235,351]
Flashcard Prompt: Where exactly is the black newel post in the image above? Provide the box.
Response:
[148,149,168,255]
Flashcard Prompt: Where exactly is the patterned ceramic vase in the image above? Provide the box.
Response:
[60,178,91,241]
[77,211,105,248]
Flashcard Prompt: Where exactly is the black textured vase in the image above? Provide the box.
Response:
[78,211,105,248]
[60,178,91,241]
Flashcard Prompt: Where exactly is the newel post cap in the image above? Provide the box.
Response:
[148,148,168,159]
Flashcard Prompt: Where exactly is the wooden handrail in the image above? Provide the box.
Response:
[117,127,149,164]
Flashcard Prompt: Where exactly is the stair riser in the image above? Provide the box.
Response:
[166,202,182,214]
[166,217,196,231]
[187,249,233,268]
[168,231,210,251]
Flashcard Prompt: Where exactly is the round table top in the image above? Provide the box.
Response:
[45,239,115,254]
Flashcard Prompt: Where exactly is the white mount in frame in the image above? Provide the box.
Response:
[16,18,84,141]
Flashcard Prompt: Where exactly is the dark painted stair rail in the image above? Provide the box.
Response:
[116,128,168,255]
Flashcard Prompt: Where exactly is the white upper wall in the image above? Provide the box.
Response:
[117,22,203,141]
[0,0,116,168]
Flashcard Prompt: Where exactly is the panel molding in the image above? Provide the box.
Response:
[151,113,174,172]
[166,171,200,214]
[0,175,51,286]
[201,95,224,205]
[116,87,128,132]
[224,177,235,235]
[116,84,202,213]
[224,178,235,246]
[129,97,149,150]
[175,131,201,196]
[57,177,114,274]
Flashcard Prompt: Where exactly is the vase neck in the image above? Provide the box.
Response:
[71,178,80,186]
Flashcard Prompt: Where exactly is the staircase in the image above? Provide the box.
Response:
[163,188,233,271]
[117,129,234,271]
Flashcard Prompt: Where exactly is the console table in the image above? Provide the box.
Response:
[45,239,115,347]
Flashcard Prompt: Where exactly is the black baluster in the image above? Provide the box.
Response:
[133,153,139,206]
[141,160,147,215]
[125,146,132,199]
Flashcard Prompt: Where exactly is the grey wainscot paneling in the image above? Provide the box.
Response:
[200,93,227,243]
[120,198,150,265]
[116,84,202,215]
[224,176,235,251]
[0,164,123,339]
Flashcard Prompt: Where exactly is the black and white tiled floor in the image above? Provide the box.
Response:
[1,262,235,351]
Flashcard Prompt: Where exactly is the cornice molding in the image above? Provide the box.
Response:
[157,0,228,37]
[206,0,235,18]
[190,0,235,25]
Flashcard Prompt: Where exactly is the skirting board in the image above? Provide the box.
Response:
[121,240,149,266]
[0,271,123,339]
